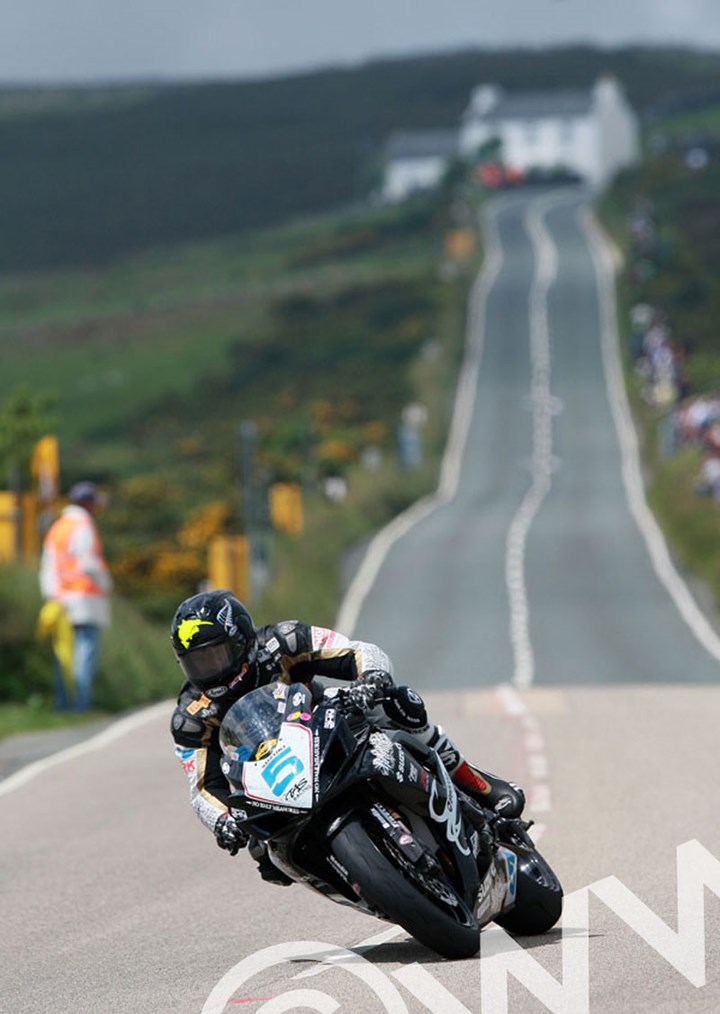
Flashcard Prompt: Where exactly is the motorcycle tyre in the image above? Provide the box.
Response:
[493,849,563,935]
[332,815,480,960]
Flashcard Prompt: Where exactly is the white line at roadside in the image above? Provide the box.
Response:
[0,700,171,799]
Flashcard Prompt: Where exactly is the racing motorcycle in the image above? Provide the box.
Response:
[219,681,563,960]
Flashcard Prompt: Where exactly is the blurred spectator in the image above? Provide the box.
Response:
[685,147,709,171]
[627,302,688,410]
[39,481,112,711]
[694,453,720,502]
[625,199,720,506]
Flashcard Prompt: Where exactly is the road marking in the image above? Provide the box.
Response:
[581,209,720,666]
[201,940,411,1014]
[496,683,552,827]
[0,700,170,799]
[335,203,505,636]
[504,194,560,689]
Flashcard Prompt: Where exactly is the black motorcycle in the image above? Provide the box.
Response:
[219,681,563,960]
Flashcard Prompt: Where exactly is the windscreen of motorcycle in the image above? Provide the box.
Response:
[219,683,287,761]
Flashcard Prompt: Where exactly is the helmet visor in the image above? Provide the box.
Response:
[178,640,242,690]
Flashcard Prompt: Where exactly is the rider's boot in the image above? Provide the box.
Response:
[426,729,526,818]
[455,760,526,818]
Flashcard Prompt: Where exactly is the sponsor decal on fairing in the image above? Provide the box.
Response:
[242,722,314,809]
[427,758,471,856]
[368,731,395,776]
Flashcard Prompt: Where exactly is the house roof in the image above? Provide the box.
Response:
[466,89,593,122]
[384,130,459,159]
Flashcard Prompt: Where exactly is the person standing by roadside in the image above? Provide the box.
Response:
[39,482,112,711]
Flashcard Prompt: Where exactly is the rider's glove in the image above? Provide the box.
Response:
[214,813,248,856]
[345,670,393,712]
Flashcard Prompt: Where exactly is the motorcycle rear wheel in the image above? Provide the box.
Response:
[493,849,563,935]
[331,815,480,959]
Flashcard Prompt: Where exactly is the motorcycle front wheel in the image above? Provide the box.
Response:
[331,815,480,959]
[493,849,563,935]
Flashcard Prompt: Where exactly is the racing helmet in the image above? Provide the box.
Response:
[171,590,258,693]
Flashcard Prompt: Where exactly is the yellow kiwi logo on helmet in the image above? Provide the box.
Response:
[177,617,214,649]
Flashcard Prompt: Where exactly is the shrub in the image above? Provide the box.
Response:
[0,562,53,703]
[0,560,180,711]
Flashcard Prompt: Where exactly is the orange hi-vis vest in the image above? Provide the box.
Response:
[45,511,105,598]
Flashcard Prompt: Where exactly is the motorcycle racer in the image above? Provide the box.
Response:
[170,589,525,883]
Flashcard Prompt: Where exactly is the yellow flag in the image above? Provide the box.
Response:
[36,601,74,694]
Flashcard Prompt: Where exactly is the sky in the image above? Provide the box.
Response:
[4,0,720,85]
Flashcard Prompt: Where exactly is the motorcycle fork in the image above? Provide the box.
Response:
[367,801,439,873]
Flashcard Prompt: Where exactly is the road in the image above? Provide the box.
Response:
[2,190,720,1013]
[347,190,720,688]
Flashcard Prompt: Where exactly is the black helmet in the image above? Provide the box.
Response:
[171,590,258,694]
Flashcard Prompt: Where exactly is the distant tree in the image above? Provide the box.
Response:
[0,386,55,552]
[440,157,471,193]
[0,386,55,492]
[475,138,503,163]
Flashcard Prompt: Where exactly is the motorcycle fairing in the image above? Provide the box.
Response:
[241,721,313,809]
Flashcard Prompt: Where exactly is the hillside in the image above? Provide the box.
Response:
[1,193,474,621]
[0,187,477,718]
[3,45,720,272]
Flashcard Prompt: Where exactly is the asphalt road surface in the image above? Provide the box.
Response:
[2,189,720,1013]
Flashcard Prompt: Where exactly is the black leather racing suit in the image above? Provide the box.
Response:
[171,620,524,842]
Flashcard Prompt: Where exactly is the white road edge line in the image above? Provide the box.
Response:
[0,700,171,799]
[581,209,720,666]
[334,202,505,636]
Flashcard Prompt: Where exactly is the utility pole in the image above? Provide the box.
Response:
[238,419,257,547]
[238,419,268,601]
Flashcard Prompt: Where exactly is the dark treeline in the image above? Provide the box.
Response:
[2,45,720,272]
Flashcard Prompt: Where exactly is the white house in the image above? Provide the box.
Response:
[459,76,640,190]
[382,130,459,203]
[382,76,640,201]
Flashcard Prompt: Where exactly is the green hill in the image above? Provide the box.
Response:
[3,45,720,272]
[1,192,474,619]
[0,190,476,720]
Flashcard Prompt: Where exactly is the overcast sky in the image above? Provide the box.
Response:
[4,0,720,85]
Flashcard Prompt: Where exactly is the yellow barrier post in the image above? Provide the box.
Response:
[444,228,476,261]
[31,434,60,504]
[0,492,18,562]
[269,482,304,537]
[208,535,250,600]
[21,492,39,560]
